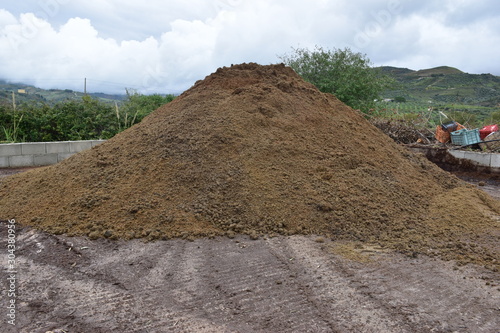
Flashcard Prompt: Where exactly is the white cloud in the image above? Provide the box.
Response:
[0,13,217,94]
[0,0,499,94]
[0,9,17,27]
[370,11,500,74]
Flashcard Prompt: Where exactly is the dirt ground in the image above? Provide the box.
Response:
[454,171,500,200]
[0,224,499,333]
[0,167,499,332]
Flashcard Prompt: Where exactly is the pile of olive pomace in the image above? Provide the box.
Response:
[1,63,498,268]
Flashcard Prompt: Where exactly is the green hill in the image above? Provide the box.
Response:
[379,66,500,107]
[0,81,127,105]
[373,66,500,127]
[412,66,463,77]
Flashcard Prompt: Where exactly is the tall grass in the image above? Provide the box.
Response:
[114,101,139,131]
[1,112,23,143]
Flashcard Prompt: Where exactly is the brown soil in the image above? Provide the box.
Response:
[0,63,499,268]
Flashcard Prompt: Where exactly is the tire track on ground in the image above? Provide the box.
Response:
[196,238,337,332]
[267,237,411,333]
[2,228,499,333]
[346,255,500,332]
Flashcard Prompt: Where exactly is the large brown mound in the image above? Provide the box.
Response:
[1,63,499,266]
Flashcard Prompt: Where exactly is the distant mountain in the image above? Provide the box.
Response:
[378,66,415,76]
[412,66,463,76]
[0,81,127,105]
[378,66,500,107]
[4,66,500,109]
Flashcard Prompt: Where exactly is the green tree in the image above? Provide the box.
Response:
[279,46,394,112]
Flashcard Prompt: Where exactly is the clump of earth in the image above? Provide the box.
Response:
[1,63,499,268]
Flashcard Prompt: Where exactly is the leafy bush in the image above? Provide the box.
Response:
[280,46,394,112]
[0,93,175,143]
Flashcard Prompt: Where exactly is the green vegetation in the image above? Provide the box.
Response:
[279,46,394,112]
[0,92,175,143]
[377,66,500,128]
[369,101,485,128]
[3,60,499,144]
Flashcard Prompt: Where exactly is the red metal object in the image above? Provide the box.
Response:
[479,124,498,140]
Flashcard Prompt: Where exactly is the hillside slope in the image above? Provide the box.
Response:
[379,66,500,106]
[0,80,126,105]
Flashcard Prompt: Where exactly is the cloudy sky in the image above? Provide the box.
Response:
[1,0,499,94]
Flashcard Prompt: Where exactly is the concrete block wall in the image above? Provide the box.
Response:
[0,140,105,168]
[407,146,500,174]
[448,150,500,172]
